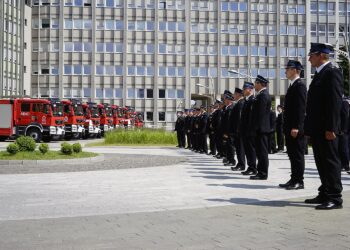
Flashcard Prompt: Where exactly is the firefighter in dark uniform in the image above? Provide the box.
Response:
[231,88,246,171]
[199,106,208,154]
[184,109,192,149]
[222,91,236,166]
[269,108,277,154]
[207,104,217,155]
[250,75,271,180]
[339,97,350,172]
[192,108,201,152]
[213,100,225,158]
[276,105,285,152]
[304,43,343,209]
[279,60,307,190]
[175,111,186,148]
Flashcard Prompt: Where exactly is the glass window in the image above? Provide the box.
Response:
[96,88,103,98]
[137,21,145,30]
[310,1,317,14]
[297,5,305,14]
[146,21,154,31]
[73,65,82,74]
[64,42,73,52]
[97,43,104,52]
[280,25,287,35]
[239,46,247,56]
[159,66,166,76]
[75,0,83,6]
[115,66,123,75]
[147,66,154,76]
[64,64,72,74]
[105,88,113,98]
[146,112,153,121]
[298,48,306,58]
[116,21,124,30]
[289,48,297,57]
[84,42,92,52]
[167,89,176,98]
[178,22,185,32]
[269,69,276,79]
[146,89,153,98]
[137,66,145,75]
[251,46,258,56]
[74,19,83,29]
[230,2,238,11]
[268,47,276,57]
[105,66,114,75]
[128,66,135,75]
[159,21,166,31]
[168,67,176,77]
[128,21,135,30]
[128,88,135,98]
[328,3,335,15]
[83,88,91,98]
[159,89,165,98]
[168,22,176,32]
[280,47,287,57]
[96,65,104,75]
[137,89,144,98]
[106,43,114,52]
[221,2,228,11]
[177,89,184,99]
[74,42,83,52]
[106,0,114,7]
[319,2,326,14]
[298,26,305,36]
[311,23,317,37]
[51,19,59,29]
[106,20,115,30]
[288,26,297,35]
[159,112,165,121]
[64,88,71,98]
[191,67,198,77]
[259,47,267,56]
[239,2,247,12]
[115,88,123,98]
[83,65,91,75]
[199,68,208,77]
[178,67,185,77]
[210,68,217,77]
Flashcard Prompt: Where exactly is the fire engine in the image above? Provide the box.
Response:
[0,98,65,142]
[82,102,101,138]
[98,103,114,135]
[61,99,85,140]
[134,112,144,128]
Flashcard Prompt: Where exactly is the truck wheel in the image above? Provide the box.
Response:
[26,128,42,143]
[0,136,7,142]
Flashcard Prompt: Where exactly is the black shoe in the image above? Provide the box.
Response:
[223,158,228,164]
[231,166,244,171]
[241,169,257,175]
[315,201,343,210]
[279,180,292,188]
[348,171,350,175]
[285,182,304,190]
[250,174,267,180]
[304,196,326,204]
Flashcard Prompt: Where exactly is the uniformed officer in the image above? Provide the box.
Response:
[240,82,258,175]
[207,104,217,155]
[222,91,236,166]
[199,106,208,154]
[175,111,186,148]
[250,75,271,180]
[184,109,192,149]
[276,105,285,152]
[339,97,350,172]
[304,43,343,209]
[231,88,246,171]
[269,108,277,154]
[279,60,307,190]
[213,100,225,159]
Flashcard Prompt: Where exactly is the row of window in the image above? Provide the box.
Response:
[310,1,336,15]
[3,47,20,63]
[3,20,19,35]
[221,68,276,79]
[311,23,336,37]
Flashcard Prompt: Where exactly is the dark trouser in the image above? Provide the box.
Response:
[225,135,235,164]
[186,132,192,148]
[234,135,245,169]
[268,132,276,153]
[311,135,343,205]
[276,128,284,150]
[215,131,224,156]
[255,133,269,177]
[339,133,350,170]
[177,131,186,147]
[285,133,305,183]
[200,133,208,153]
[304,137,309,154]
[209,132,216,155]
[243,135,257,171]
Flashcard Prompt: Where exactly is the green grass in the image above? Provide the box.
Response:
[92,128,177,146]
[0,151,98,160]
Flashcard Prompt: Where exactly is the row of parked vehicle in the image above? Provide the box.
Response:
[0,98,144,142]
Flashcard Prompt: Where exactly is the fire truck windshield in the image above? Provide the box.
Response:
[43,104,51,114]
[106,108,113,117]
[51,104,64,116]
[91,107,99,118]
[73,105,84,116]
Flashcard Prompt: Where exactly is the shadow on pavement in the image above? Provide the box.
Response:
[207,183,278,189]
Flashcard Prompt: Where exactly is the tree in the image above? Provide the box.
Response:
[338,46,350,96]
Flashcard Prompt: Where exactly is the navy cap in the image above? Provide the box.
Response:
[200,105,205,109]
[224,89,232,95]
[255,75,269,85]
[234,87,243,95]
[224,93,234,100]
[215,99,223,104]
[243,81,254,89]
[308,43,333,55]
[286,60,303,70]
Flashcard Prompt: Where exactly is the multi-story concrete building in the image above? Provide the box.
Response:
[28,0,348,127]
[0,0,32,97]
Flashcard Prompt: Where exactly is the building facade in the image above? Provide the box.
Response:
[29,0,347,127]
[0,0,32,97]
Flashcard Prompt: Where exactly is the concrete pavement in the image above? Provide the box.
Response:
[0,145,350,249]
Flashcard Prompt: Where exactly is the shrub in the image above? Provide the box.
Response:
[72,143,82,153]
[7,143,19,155]
[16,136,36,152]
[61,142,73,155]
[39,143,49,154]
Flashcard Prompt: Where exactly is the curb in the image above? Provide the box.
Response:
[0,154,104,166]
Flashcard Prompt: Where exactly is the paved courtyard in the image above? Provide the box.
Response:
[0,142,350,249]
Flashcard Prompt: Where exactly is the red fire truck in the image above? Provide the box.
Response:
[61,99,85,140]
[134,112,144,128]
[0,98,65,142]
[82,102,101,138]
[98,103,114,135]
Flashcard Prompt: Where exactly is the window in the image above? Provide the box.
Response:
[127,88,135,98]
[167,89,176,98]
[115,88,123,98]
[105,88,113,98]
[83,88,91,97]
[64,88,71,98]
[137,89,144,98]
[297,5,305,14]
[146,89,153,98]
[159,89,165,98]
[64,64,72,74]
[328,24,335,37]
[146,112,153,121]
[96,65,104,75]
[310,1,317,14]
[311,23,317,37]
[21,103,30,112]
[319,2,326,15]
[64,19,73,29]
[73,65,82,75]
[159,112,165,121]
[83,65,91,75]
[177,89,184,99]
[41,19,50,28]
[115,66,123,75]
[96,89,103,98]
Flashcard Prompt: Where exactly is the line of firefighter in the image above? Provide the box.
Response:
[175,43,350,210]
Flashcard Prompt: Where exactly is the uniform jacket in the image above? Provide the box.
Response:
[222,104,234,135]
[283,78,307,134]
[199,112,208,134]
[213,109,223,134]
[304,63,343,136]
[231,98,245,136]
[341,99,349,134]
[184,115,192,133]
[252,89,272,134]
[240,95,255,137]
[175,116,185,132]
[269,110,276,133]
[276,112,284,131]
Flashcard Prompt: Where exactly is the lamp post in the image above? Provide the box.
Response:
[196,82,216,103]
[228,69,253,80]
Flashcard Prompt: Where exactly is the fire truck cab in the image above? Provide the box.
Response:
[82,102,101,138]
[98,103,114,135]
[0,98,65,142]
[62,99,85,140]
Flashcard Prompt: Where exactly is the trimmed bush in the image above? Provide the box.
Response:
[61,142,73,155]
[15,136,36,152]
[72,143,82,153]
[39,143,49,154]
[7,143,19,155]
